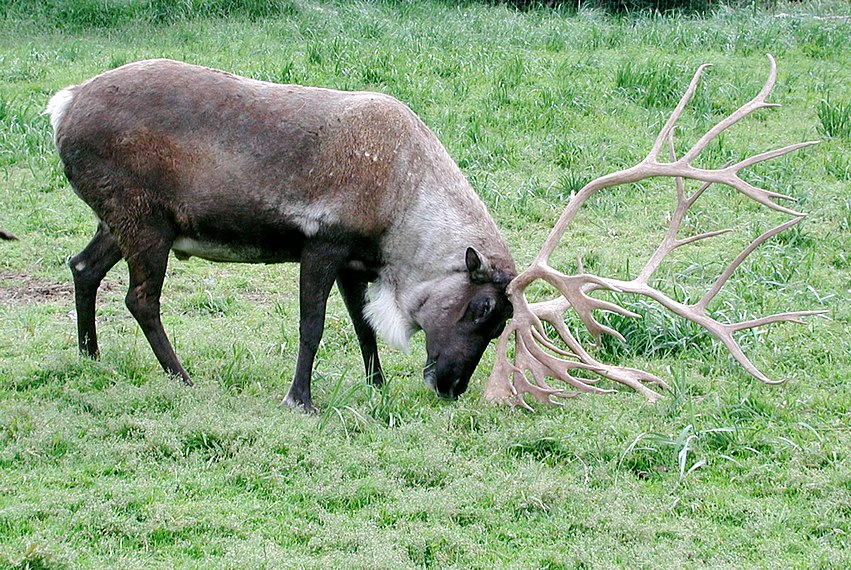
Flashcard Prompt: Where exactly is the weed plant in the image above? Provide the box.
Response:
[0,0,849,568]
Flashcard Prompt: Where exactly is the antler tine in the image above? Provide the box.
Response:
[715,333,785,385]
[647,63,712,162]
[732,141,821,173]
[729,310,830,332]
[537,300,671,395]
[530,327,579,359]
[485,55,824,408]
[723,141,820,217]
[725,175,808,216]
[695,216,805,312]
[677,228,733,246]
[637,169,729,284]
[486,318,609,407]
[682,54,779,164]
[637,177,717,284]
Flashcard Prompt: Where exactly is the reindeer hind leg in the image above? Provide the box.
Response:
[120,222,194,386]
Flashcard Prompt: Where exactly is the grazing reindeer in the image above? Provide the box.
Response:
[47,59,515,412]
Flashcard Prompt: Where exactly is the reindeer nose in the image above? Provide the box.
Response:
[435,377,464,400]
[446,378,463,400]
[440,383,460,400]
[423,366,460,400]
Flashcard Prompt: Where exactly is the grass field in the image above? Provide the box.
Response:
[1,1,849,568]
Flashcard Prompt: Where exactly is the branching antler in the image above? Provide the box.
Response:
[485,55,827,410]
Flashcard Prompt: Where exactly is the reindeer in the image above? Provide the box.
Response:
[47,59,515,413]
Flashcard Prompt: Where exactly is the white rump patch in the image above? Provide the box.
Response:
[364,278,413,353]
[45,87,76,143]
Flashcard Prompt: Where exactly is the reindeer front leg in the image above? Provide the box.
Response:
[283,238,352,414]
[337,269,385,387]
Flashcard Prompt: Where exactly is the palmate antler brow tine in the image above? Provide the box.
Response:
[485,55,827,408]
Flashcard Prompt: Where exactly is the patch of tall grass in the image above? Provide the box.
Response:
[817,96,851,139]
[1,0,300,30]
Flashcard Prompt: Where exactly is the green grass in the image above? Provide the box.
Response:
[1,1,849,568]
[818,96,851,139]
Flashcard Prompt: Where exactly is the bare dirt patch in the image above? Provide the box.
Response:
[0,271,122,306]
[0,270,74,305]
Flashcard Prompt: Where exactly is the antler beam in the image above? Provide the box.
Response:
[485,55,826,409]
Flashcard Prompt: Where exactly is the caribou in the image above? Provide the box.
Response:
[47,59,515,413]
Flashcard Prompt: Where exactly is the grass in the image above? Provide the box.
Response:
[1,0,849,568]
[817,96,851,139]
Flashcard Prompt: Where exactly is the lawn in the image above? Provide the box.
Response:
[0,1,849,568]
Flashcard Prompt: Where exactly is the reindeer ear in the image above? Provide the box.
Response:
[465,247,493,283]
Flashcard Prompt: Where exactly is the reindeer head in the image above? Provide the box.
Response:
[416,247,514,399]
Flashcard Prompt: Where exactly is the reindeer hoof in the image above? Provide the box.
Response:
[281,394,319,414]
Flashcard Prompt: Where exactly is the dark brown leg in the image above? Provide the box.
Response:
[123,231,193,386]
[69,222,122,357]
[283,239,351,413]
[337,270,385,387]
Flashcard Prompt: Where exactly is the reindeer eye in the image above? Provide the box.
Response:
[469,295,496,324]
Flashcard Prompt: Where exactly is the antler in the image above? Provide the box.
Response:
[485,55,826,409]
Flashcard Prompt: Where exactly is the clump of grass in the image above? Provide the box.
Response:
[796,18,851,59]
[619,424,708,482]
[179,291,236,316]
[218,343,254,392]
[817,97,851,139]
[556,170,591,197]
[615,59,689,109]
[553,138,584,169]
[596,297,712,359]
[823,150,851,181]
[317,371,417,436]
[0,410,34,444]
[3,540,73,570]
[508,436,573,467]
[0,99,53,171]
